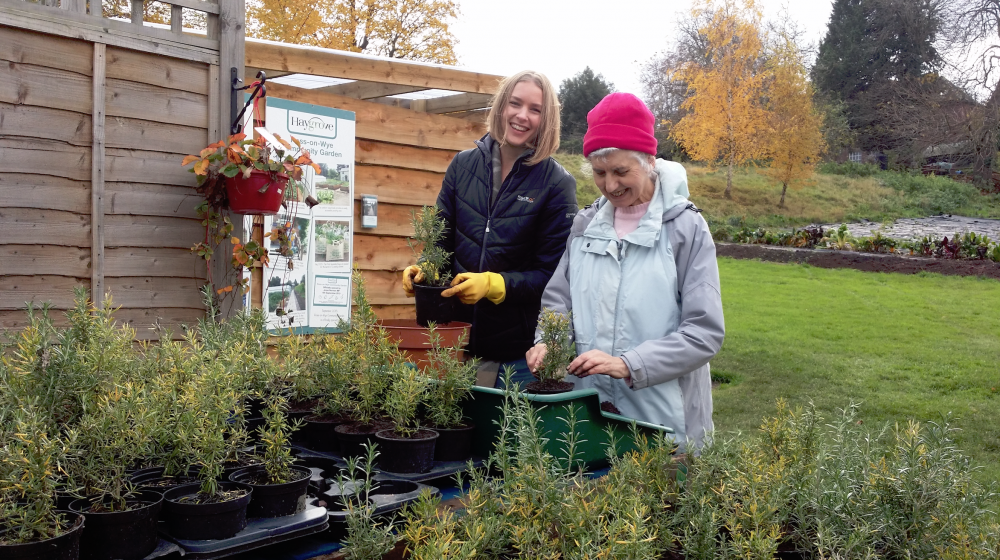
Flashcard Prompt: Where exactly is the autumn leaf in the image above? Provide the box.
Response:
[247,0,459,64]
[181,154,199,166]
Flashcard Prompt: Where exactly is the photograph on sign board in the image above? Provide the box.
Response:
[314,219,351,264]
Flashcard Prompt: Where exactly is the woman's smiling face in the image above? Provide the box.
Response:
[590,151,656,207]
[502,80,543,148]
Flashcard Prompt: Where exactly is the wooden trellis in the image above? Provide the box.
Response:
[0,0,243,337]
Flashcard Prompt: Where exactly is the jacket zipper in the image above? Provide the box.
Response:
[611,240,629,356]
[478,157,523,271]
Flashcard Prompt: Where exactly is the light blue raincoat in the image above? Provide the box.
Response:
[538,160,725,449]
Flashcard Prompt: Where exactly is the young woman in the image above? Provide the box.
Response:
[403,71,578,388]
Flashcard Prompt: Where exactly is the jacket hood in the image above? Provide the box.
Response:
[575,159,693,238]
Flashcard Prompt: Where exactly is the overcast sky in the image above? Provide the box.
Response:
[451,0,834,95]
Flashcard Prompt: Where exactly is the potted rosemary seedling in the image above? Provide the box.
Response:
[525,309,576,394]
[375,366,439,473]
[420,324,479,462]
[408,206,456,326]
[161,355,253,541]
[229,393,311,518]
[67,381,164,560]
[0,407,85,560]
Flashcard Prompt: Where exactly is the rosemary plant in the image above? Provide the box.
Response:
[0,405,75,544]
[536,309,575,384]
[257,393,302,484]
[382,366,428,438]
[408,206,452,287]
[337,444,397,560]
[421,325,477,429]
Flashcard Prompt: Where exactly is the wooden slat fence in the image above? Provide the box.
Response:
[1,0,243,338]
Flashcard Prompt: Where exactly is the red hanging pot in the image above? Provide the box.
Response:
[225,170,289,215]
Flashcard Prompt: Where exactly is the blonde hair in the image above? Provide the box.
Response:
[487,70,561,165]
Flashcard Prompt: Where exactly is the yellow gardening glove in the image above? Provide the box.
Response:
[401,265,424,298]
[441,272,506,305]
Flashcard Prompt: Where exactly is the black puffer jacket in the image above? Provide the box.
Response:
[437,134,578,362]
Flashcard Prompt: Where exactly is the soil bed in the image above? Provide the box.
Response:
[525,380,575,394]
[716,242,1000,280]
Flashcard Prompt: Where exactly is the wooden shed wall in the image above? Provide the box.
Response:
[264,83,489,320]
[0,24,213,337]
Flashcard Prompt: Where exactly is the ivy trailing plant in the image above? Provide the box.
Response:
[408,206,453,288]
[183,133,320,302]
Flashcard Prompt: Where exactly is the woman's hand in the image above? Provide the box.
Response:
[568,350,630,379]
[525,343,547,377]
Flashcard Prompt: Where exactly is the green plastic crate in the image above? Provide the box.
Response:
[460,386,674,470]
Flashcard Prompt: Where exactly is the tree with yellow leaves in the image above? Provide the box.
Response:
[247,0,459,65]
[671,0,768,199]
[764,33,825,208]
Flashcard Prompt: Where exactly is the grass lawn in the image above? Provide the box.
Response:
[712,257,1000,485]
[552,153,1000,228]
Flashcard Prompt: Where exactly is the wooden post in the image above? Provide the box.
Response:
[170,4,182,34]
[91,43,106,306]
[213,0,246,316]
[130,0,143,26]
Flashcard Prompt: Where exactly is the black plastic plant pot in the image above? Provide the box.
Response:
[228,465,311,519]
[413,284,456,327]
[68,490,163,560]
[334,422,379,459]
[0,511,84,560]
[161,482,252,541]
[304,413,351,452]
[374,429,439,474]
[432,422,476,462]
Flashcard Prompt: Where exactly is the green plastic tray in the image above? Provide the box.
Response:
[460,386,674,470]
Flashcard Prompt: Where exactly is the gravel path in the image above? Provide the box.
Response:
[816,215,1000,241]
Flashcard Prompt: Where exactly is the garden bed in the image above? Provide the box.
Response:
[716,242,1000,279]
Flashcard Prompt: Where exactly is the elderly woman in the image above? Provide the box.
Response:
[525,93,724,449]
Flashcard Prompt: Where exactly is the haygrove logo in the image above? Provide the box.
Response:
[287,111,338,137]
[517,195,534,203]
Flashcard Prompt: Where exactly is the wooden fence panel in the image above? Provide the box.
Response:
[355,140,456,174]
[352,200,421,238]
[353,235,413,272]
[105,116,208,156]
[1,174,91,213]
[0,103,92,146]
[0,25,93,75]
[105,46,210,95]
[0,208,91,246]
[1,245,91,277]
[354,165,443,206]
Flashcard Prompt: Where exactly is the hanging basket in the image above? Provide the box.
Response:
[225,170,289,215]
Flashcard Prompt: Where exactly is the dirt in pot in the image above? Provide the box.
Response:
[174,488,250,505]
[524,379,575,394]
[240,468,310,486]
[600,400,622,415]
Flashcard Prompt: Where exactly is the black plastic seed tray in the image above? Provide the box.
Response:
[155,503,328,559]
[293,444,485,483]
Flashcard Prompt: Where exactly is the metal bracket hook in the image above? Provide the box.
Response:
[231,69,267,135]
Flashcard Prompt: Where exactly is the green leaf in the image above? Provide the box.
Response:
[220,163,241,178]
